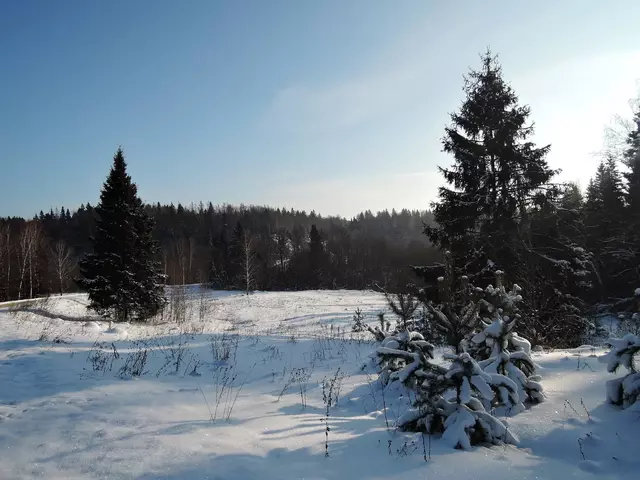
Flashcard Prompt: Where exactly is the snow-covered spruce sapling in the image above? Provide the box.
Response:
[463,273,545,405]
[365,329,441,387]
[398,353,519,449]
[365,328,519,449]
[352,308,365,332]
[423,273,485,353]
[599,333,640,409]
[385,292,420,331]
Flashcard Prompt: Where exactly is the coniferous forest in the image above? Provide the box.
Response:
[2,52,640,340]
[0,183,438,301]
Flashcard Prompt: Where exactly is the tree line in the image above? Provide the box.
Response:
[0,198,439,302]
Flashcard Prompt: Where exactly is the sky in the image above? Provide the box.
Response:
[2,1,640,219]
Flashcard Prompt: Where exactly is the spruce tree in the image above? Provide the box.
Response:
[366,328,519,448]
[229,221,245,288]
[584,158,628,298]
[416,51,591,348]
[423,52,556,290]
[625,130,640,214]
[209,229,230,289]
[308,224,326,287]
[78,148,166,322]
[622,110,640,293]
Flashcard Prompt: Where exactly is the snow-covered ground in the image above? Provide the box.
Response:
[0,290,637,479]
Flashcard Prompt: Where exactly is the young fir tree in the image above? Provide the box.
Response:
[463,272,544,406]
[423,51,556,285]
[78,148,166,322]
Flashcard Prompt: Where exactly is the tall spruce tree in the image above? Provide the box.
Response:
[423,52,556,284]
[78,148,166,322]
[416,51,592,347]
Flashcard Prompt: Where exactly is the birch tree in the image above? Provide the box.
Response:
[51,239,74,295]
[18,221,41,300]
[241,232,256,294]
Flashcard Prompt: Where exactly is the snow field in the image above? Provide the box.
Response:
[0,290,637,479]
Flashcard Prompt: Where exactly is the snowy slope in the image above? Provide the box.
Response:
[0,290,637,479]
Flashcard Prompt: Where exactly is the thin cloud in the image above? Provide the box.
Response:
[264,67,424,133]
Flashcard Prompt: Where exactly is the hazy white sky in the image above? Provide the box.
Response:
[2,1,640,217]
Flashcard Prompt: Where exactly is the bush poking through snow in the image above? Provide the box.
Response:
[87,341,120,374]
[321,368,344,458]
[277,366,315,408]
[118,340,150,377]
[599,333,640,408]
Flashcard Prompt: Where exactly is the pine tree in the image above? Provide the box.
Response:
[424,51,556,284]
[78,148,166,322]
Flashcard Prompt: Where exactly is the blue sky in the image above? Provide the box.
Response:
[2,1,640,218]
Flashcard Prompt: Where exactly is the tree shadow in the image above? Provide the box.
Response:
[514,399,639,479]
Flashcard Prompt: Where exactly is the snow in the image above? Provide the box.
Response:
[0,290,638,479]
